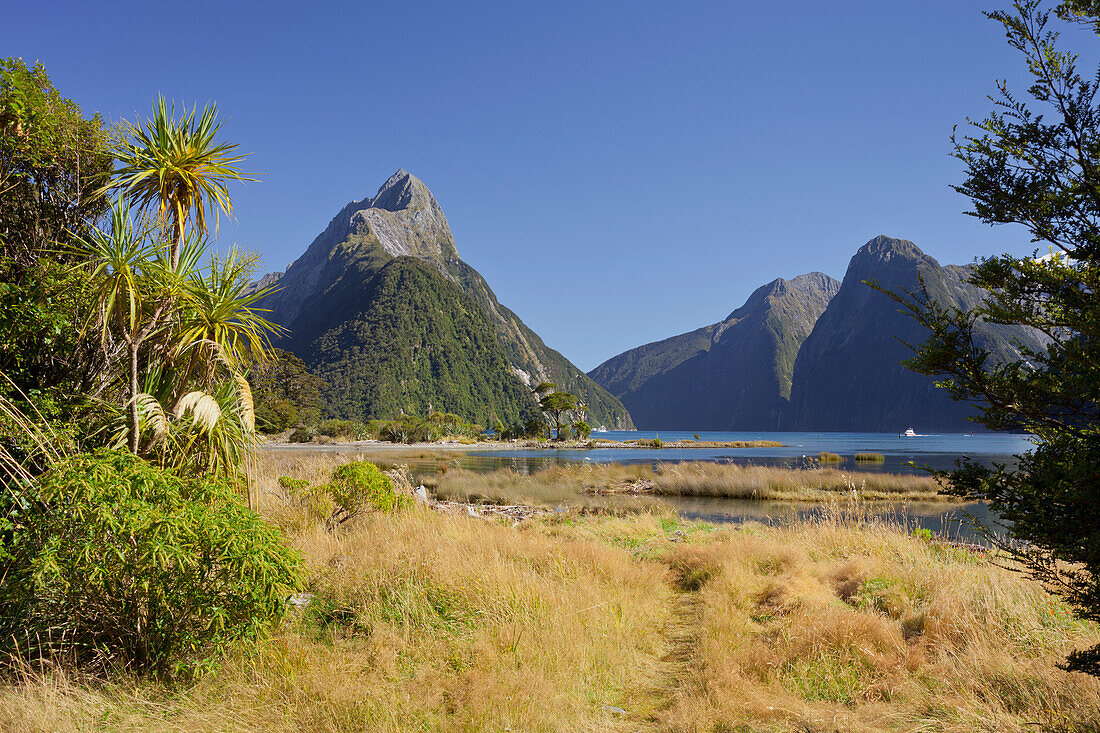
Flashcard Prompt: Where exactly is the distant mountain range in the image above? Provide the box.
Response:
[590,235,1048,432]
[255,170,633,429]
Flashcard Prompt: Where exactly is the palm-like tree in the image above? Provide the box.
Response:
[74,198,164,451]
[172,246,283,388]
[109,96,253,269]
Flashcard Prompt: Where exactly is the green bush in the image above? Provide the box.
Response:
[277,475,334,521]
[370,412,485,443]
[854,452,886,462]
[574,421,592,440]
[324,460,408,527]
[288,426,314,443]
[316,419,370,441]
[0,451,302,677]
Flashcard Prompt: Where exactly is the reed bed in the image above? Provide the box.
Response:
[429,461,949,505]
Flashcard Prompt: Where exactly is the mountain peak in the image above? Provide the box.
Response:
[369,169,437,213]
[856,235,927,262]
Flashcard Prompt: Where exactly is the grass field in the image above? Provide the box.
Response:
[1,456,1095,732]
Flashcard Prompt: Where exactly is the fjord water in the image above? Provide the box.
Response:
[463,431,1031,544]
[474,430,1034,474]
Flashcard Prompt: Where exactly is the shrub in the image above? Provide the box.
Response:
[573,421,591,440]
[316,419,370,441]
[288,426,314,443]
[818,451,843,463]
[0,451,302,677]
[854,453,886,462]
[653,437,663,449]
[324,460,409,528]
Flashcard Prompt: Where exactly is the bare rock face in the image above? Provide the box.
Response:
[350,169,458,263]
[589,273,840,429]
[255,170,633,429]
[592,235,1049,432]
[787,235,1049,432]
[256,170,458,325]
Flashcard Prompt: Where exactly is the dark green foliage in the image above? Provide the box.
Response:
[288,426,314,443]
[0,58,112,403]
[316,419,370,441]
[574,420,591,439]
[499,417,546,440]
[250,348,325,432]
[538,388,578,441]
[887,1,1100,676]
[371,411,484,443]
[444,259,634,429]
[0,451,302,677]
[299,256,532,427]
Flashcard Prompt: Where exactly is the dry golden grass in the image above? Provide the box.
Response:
[0,461,671,732]
[2,455,1097,732]
[645,508,1100,732]
[429,461,948,506]
[652,462,946,501]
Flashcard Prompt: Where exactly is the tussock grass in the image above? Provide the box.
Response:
[0,464,671,732]
[430,461,949,504]
[818,451,843,463]
[644,506,1100,731]
[855,452,887,462]
[3,456,1096,732]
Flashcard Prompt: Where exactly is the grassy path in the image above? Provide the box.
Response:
[620,550,714,731]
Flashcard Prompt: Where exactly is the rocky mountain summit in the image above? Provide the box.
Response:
[590,273,839,429]
[591,235,1047,432]
[787,235,1048,432]
[256,170,632,428]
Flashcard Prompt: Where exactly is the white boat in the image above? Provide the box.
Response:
[900,427,916,437]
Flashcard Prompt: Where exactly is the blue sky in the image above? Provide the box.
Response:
[4,1,1086,370]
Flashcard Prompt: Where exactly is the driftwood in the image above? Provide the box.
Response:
[412,484,549,521]
[584,478,658,495]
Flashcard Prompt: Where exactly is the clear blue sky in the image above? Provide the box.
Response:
[5,1,1086,370]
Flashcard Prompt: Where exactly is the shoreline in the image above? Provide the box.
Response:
[261,438,785,452]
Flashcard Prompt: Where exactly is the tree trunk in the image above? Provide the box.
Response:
[129,342,140,453]
[170,217,183,270]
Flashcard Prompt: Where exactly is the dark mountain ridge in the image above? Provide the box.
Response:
[787,235,1048,432]
[590,273,839,429]
[591,235,1047,432]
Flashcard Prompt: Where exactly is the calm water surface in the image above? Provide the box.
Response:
[272,431,1028,544]
[471,430,1035,474]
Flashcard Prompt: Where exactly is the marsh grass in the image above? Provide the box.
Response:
[855,452,887,462]
[429,461,949,505]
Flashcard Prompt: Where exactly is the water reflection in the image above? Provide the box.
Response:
[659,496,1002,546]
[263,443,1010,546]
